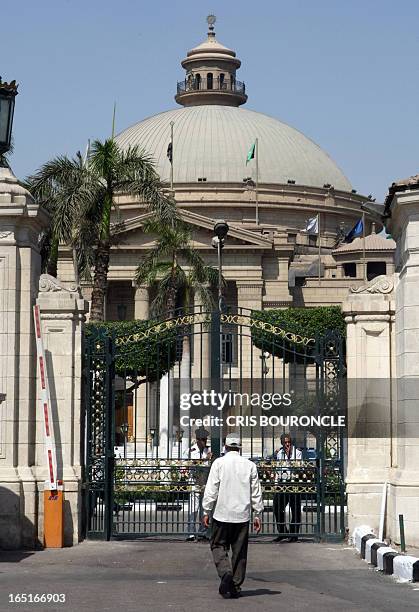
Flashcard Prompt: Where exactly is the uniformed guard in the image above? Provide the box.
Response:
[184,427,212,541]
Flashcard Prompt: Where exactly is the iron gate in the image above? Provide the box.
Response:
[84,307,346,541]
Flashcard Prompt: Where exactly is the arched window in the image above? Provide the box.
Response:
[207,73,213,90]
[220,73,225,89]
[195,73,201,90]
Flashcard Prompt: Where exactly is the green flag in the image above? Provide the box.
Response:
[246,142,255,164]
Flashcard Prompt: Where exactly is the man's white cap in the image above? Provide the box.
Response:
[225,433,241,448]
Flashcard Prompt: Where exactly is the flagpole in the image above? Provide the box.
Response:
[111,102,116,139]
[362,210,366,281]
[318,212,321,286]
[255,137,259,225]
[170,121,174,192]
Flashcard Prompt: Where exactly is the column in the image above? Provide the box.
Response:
[0,167,49,548]
[236,281,263,456]
[342,276,396,538]
[133,284,149,320]
[36,275,88,546]
[386,186,419,545]
[132,284,149,451]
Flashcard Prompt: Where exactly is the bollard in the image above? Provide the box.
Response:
[44,482,64,548]
[399,514,406,553]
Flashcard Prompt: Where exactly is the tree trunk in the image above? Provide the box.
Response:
[72,247,80,287]
[47,237,59,278]
[90,240,110,321]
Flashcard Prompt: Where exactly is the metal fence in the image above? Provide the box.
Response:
[83,307,346,541]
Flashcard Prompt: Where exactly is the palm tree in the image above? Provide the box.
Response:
[135,218,219,455]
[28,138,176,321]
[134,218,218,317]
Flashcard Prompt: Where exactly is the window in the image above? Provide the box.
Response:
[207,73,213,90]
[222,333,233,364]
[287,233,297,244]
[344,263,356,278]
[309,235,317,247]
[220,73,225,89]
[195,73,201,89]
[367,261,386,281]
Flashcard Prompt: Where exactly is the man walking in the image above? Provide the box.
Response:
[202,433,263,599]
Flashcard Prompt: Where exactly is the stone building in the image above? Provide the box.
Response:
[58,18,393,317]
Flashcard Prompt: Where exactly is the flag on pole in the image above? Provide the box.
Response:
[166,142,173,164]
[302,215,319,234]
[345,217,363,242]
[246,142,256,164]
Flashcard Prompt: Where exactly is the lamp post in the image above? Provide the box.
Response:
[0,77,18,165]
[212,221,229,313]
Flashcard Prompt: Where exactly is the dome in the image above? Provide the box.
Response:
[115,105,352,191]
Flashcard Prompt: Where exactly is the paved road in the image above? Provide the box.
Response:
[0,540,417,612]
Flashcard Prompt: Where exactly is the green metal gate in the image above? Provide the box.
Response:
[83,307,346,541]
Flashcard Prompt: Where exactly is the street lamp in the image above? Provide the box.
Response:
[212,221,229,312]
[0,77,18,162]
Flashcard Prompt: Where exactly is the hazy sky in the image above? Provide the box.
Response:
[3,0,418,201]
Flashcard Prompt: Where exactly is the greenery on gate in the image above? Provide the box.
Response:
[251,306,345,361]
[86,318,178,385]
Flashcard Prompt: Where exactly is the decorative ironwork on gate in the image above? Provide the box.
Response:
[83,307,346,541]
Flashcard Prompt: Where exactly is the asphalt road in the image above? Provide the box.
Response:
[0,540,418,612]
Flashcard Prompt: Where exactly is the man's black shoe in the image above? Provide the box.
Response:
[230,584,241,598]
[273,535,287,542]
[219,573,234,598]
[288,536,298,542]
[186,534,196,542]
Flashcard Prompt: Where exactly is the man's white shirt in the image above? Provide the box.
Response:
[275,446,302,482]
[202,451,264,523]
[275,447,302,461]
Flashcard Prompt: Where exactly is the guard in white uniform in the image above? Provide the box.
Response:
[183,427,212,541]
[273,432,303,542]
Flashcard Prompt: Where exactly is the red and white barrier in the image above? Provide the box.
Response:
[33,305,58,489]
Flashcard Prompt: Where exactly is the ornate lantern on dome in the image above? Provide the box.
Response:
[0,77,18,160]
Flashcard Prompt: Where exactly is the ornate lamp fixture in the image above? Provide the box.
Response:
[0,77,18,157]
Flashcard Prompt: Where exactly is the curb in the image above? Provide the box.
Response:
[351,526,419,582]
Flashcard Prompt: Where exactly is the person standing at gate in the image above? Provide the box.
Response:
[273,432,302,542]
[202,433,263,599]
[183,427,212,541]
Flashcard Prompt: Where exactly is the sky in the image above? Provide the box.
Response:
[2,0,419,201]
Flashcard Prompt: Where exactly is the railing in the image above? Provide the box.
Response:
[176,78,246,95]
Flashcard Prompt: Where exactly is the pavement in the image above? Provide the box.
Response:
[0,539,418,612]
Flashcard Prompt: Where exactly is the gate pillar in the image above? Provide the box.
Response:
[36,275,88,545]
[0,168,49,549]
[342,277,395,537]
[386,184,419,546]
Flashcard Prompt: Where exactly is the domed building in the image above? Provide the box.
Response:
[60,17,394,318]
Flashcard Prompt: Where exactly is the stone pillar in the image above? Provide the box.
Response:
[386,185,419,545]
[342,275,396,537]
[0,167,49,549]
[36,275,88,546]
[132,284,149,450]
[133,284,149,320]
[236,281,264,455]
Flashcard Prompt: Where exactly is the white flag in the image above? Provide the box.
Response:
[303,215,318,234]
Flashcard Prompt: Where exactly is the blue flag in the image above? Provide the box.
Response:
[345,218,363,242]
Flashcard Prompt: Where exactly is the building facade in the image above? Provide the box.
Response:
[57,18,393,318]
